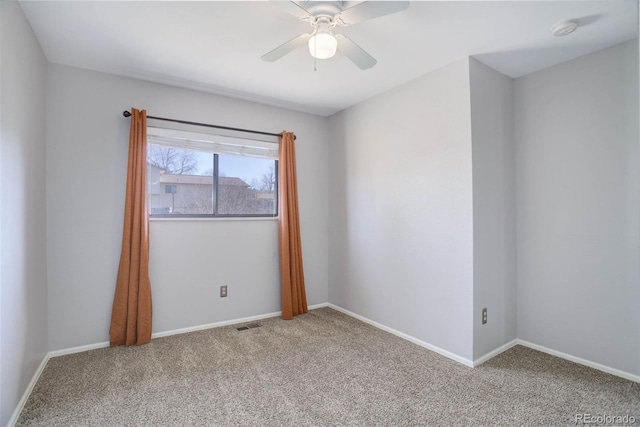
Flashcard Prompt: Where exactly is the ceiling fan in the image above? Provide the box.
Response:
[261,1,409,70]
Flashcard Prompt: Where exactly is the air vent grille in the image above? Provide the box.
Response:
[236,323,262,331]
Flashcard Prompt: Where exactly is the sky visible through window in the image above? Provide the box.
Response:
[193,152,273,187]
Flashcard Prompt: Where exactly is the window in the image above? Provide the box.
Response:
[146,127,278,217]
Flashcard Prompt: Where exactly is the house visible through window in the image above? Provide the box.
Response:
[146,127,278,217]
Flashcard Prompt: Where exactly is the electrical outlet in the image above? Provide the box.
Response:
[482,308,487,325]
[220,285,227,298]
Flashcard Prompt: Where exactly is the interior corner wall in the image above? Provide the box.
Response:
[46,65,329,351]
[328,58,475,361]
[515,39,640,376]
[469,58,517,360]
[0,1,49,424]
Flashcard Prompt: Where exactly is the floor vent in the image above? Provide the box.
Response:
[237,323,261,331]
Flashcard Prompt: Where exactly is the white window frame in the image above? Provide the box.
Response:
[147,126,279,218]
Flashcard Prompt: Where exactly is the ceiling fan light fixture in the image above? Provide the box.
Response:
[308,32,337,59]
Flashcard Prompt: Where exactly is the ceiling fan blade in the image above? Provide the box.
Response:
[261,34,312,62]
[337,1,409,26]
[271,1,312,20]
[336,35,377,70]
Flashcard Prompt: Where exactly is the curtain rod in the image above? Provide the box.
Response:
[122,110,294,140]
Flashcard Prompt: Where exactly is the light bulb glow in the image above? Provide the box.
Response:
[308,33,337,59]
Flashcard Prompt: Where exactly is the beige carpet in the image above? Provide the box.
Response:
[17,308,640,426]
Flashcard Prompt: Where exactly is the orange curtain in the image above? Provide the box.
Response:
[278,132,307,320]
[110,108,153,346]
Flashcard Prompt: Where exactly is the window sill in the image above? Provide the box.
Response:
[149,216,278,222]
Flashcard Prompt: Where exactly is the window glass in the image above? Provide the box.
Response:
[218,155,277,215]
[147,142,277,217]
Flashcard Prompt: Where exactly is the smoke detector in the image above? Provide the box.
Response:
[551,20,578,37]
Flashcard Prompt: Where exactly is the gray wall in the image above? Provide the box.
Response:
[328,58,475,362]
[0,1,49,424]
[327,41,638,374]
[46,65,329,351]
[515,40,639,375]
[469,58,517,360]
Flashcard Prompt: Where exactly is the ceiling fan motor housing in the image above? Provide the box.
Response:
[302,2,343,19]
[312,16,337,33]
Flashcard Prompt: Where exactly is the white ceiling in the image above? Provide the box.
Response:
[20,1,638,116]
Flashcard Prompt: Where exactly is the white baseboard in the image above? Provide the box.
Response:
[47,304,329,356]
[327,303,475,367]
[151,311,281,339]
[308,302,329,310]
[516,339,640,383]
[326,305,640,384]
[151,303,328,339]
[7,353,50,427]
[472,339,518,367]
[48,341,110,358]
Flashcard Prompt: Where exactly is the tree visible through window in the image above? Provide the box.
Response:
[147,145,277,217]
